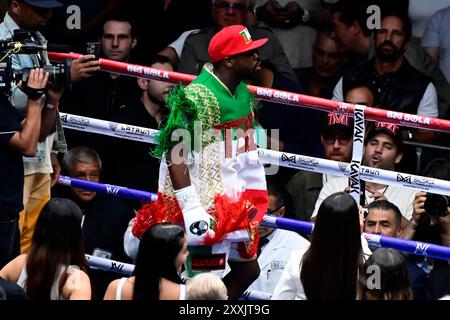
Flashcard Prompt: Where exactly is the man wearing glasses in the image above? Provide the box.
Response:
[285,84,374,221]
[285,111,354,221]
[177,0,297,82]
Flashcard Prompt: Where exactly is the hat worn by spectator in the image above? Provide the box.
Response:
[208,25,268,63]
[321,112,354,137]
[365,122,403,152]
[21,0,63,8]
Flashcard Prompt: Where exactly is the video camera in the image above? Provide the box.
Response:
[0,29,71,95]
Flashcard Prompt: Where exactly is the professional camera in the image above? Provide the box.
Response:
[424,193,450,218]
[0,29,71,95]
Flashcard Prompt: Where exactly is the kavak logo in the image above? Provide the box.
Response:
[109,122,118,132]
[349,161,361,190]
[281,153,296,164]
[397,174,412,184]
[354,108,365,143]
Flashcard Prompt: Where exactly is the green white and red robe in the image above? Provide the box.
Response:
[133,64,268,274]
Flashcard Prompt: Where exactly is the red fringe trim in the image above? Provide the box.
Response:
[132,191,267,258]
[202,193,253,246]
[132,193,183,239]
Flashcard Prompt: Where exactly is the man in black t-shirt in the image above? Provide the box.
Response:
[103,55,173,197]
[54,146,134,299]
[0,69,48,268]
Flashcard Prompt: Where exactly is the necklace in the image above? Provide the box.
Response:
[364,185,389,205]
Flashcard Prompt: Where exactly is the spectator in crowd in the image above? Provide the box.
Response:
[0,198,91,300]
[421,5,450,84]
[0,0,68,254]
[358,248,413,300]
[329,0,450,120]
[362,199,428,300]
[104,223,188,300]
[364,200,402,240]
[177,0,297,82]
[54,146,134,299]
[285,84,372,221]
[60,14,140,159]
[295,28,347,99]
[103,55,173,195]
[186,273,228,300]
[311,122,416,229]
[272,192,367,300]
[285,111,353,221]
[246,185,309,296]
[254,0,329,69]
[333,12,439,143]
[0,69,48,268]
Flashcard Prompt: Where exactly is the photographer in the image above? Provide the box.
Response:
[402,158,450,300]
[0,0,68,254]
[0,68,49,268]
[402,158,450,246]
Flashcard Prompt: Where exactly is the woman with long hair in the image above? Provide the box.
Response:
[104,222,188,300]
[272,192,365,300]
[358,248,412,300]
[0,198,91,300]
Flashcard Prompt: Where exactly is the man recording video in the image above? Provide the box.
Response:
[0,0,67,254]
[0,68,49,268]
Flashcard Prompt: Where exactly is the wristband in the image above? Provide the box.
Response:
[46,102,59,110]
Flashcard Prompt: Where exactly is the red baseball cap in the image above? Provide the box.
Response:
[208,25,268,63]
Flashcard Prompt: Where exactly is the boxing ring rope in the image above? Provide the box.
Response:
[59,112,450,197]
[51,53,450,279]
[50,51,450,134]
[58,175,450,262]
[86,254,134,276]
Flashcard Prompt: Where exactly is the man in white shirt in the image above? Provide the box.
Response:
[312,122,416,228]
[246,185,309,296]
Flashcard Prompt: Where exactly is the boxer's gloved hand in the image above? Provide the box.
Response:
[174,185,215,245]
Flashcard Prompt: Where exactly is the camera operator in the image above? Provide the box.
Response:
[0,0,68,254]
[0,68,49,268]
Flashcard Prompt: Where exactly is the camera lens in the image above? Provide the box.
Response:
[424,193,449,218]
